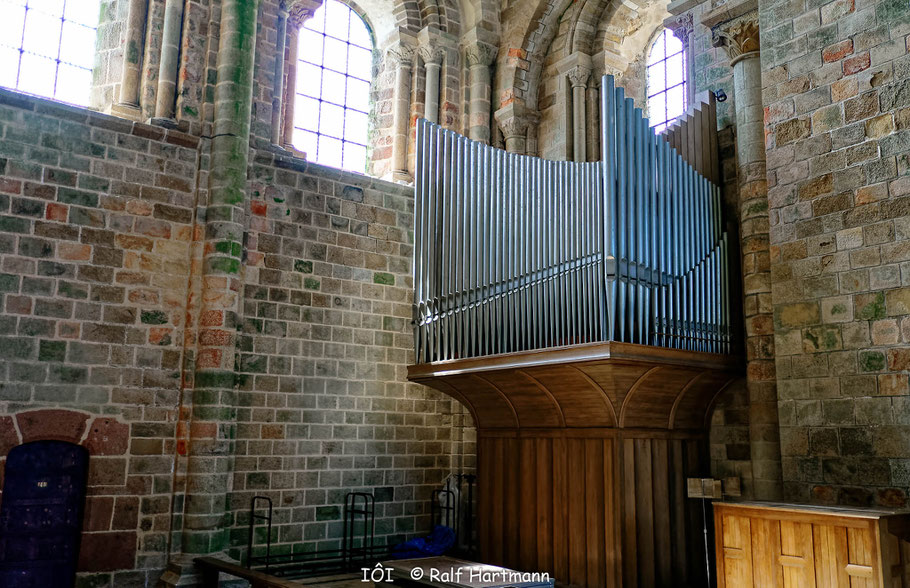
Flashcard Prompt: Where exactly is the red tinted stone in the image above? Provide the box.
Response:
[843,52,870,75]
[823,39,853,63]
[195,348,222,368]
[0,178,22,194]
[251,200,267,216]
[82,418,129,456]
[45,202,67,222]
[76,531,136,572]
[17,409,89,444]
[82,496,114,532]
[199,310,223,327]
[0,416,20,457]
[112,497,139,530]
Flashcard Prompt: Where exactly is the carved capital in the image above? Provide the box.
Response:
[713,19,760,62]
[464,43,496,68]
[494,103,539,141]
[386,44,417,68]
[567,65,592,89]
[418,45,446,66]
[287,0,322,27]
[666,13,694,49]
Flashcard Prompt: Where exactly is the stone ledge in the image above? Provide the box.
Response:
[700,0,758,28]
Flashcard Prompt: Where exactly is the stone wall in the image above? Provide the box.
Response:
[762,0,910,505]
[0,86,472,585]
[0,90,199,585]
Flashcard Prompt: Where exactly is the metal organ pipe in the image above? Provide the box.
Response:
[412,76,731,362]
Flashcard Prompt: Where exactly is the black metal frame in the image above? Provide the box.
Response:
[342,492,375,568]
[246,491,389,579]
[246,496,274,571]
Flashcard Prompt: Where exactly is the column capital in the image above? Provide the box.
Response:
[712,17,760,64]
[494,102,538,141]
[386,43,417,68]
[464,43,496,68]
[567,65,592,89]
[419,45,446,66]
[287,0,322,27]
[665,13,694,49]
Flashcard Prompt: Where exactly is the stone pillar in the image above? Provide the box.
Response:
[420,46,445,124]
[181,0,259,557]
[271,3,290,143]
[585,77,599,162]
[388,43,416,181]
[464,42,496,144]
[665,13,694,106]
[494,102,537,155]
[281,0,322,149]
[568,65,591,162]
[716,18,782,501]
[109,0,146,119]
[154,0,186,120]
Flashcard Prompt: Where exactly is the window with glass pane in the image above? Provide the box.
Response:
[0,0,102,107]
[646,29,686,134]
[294,0,373,173]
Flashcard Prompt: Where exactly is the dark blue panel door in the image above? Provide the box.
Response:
[0,441,89,588]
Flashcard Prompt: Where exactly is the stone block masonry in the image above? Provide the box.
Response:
[762,0,910,506]
[0,87,473,586]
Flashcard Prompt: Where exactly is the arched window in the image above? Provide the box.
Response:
[293,0,373,173]
[0,0,101,107]
[646,29,686,134]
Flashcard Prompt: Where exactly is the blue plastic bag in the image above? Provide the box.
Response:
[392,525,456,559]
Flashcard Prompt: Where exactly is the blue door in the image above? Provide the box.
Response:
[0,441,89,588]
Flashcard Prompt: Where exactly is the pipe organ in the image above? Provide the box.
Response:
[413,76,732,364]
[409,76,741,587]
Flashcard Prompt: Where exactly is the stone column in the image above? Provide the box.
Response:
[181,0,259,556]
[420,46,445,124]
[271,3,290,143]
[388,43,416,181]
[110,0,146,119]
[494,102,536,155]
[585,76,600,162]
[464,42,496,144]
[154,0,186,120]
[666,13,694,105]
[281,0,322,149]
[568,65,591,162]
[716,18,782,501]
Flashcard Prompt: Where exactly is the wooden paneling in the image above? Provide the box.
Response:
[715,502,910,588]
[409,343,739,587]
[476,431,708,588]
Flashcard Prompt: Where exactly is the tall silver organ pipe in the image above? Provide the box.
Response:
[413,75,732,363]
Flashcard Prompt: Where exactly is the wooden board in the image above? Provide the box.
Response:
[714,502,910,588]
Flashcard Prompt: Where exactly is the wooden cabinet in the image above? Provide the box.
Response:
[714,501,910,588]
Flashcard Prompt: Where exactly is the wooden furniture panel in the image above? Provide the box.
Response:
[715,502,910,588]
[409,343,738,587]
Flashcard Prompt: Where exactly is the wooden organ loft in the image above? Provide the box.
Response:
[408,76,740,587]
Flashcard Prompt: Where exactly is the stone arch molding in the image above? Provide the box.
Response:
[497,0,671,115]
[0,409,129,458]
[284,0,484,46]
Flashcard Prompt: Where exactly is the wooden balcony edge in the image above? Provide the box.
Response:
[407,341,742,380]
